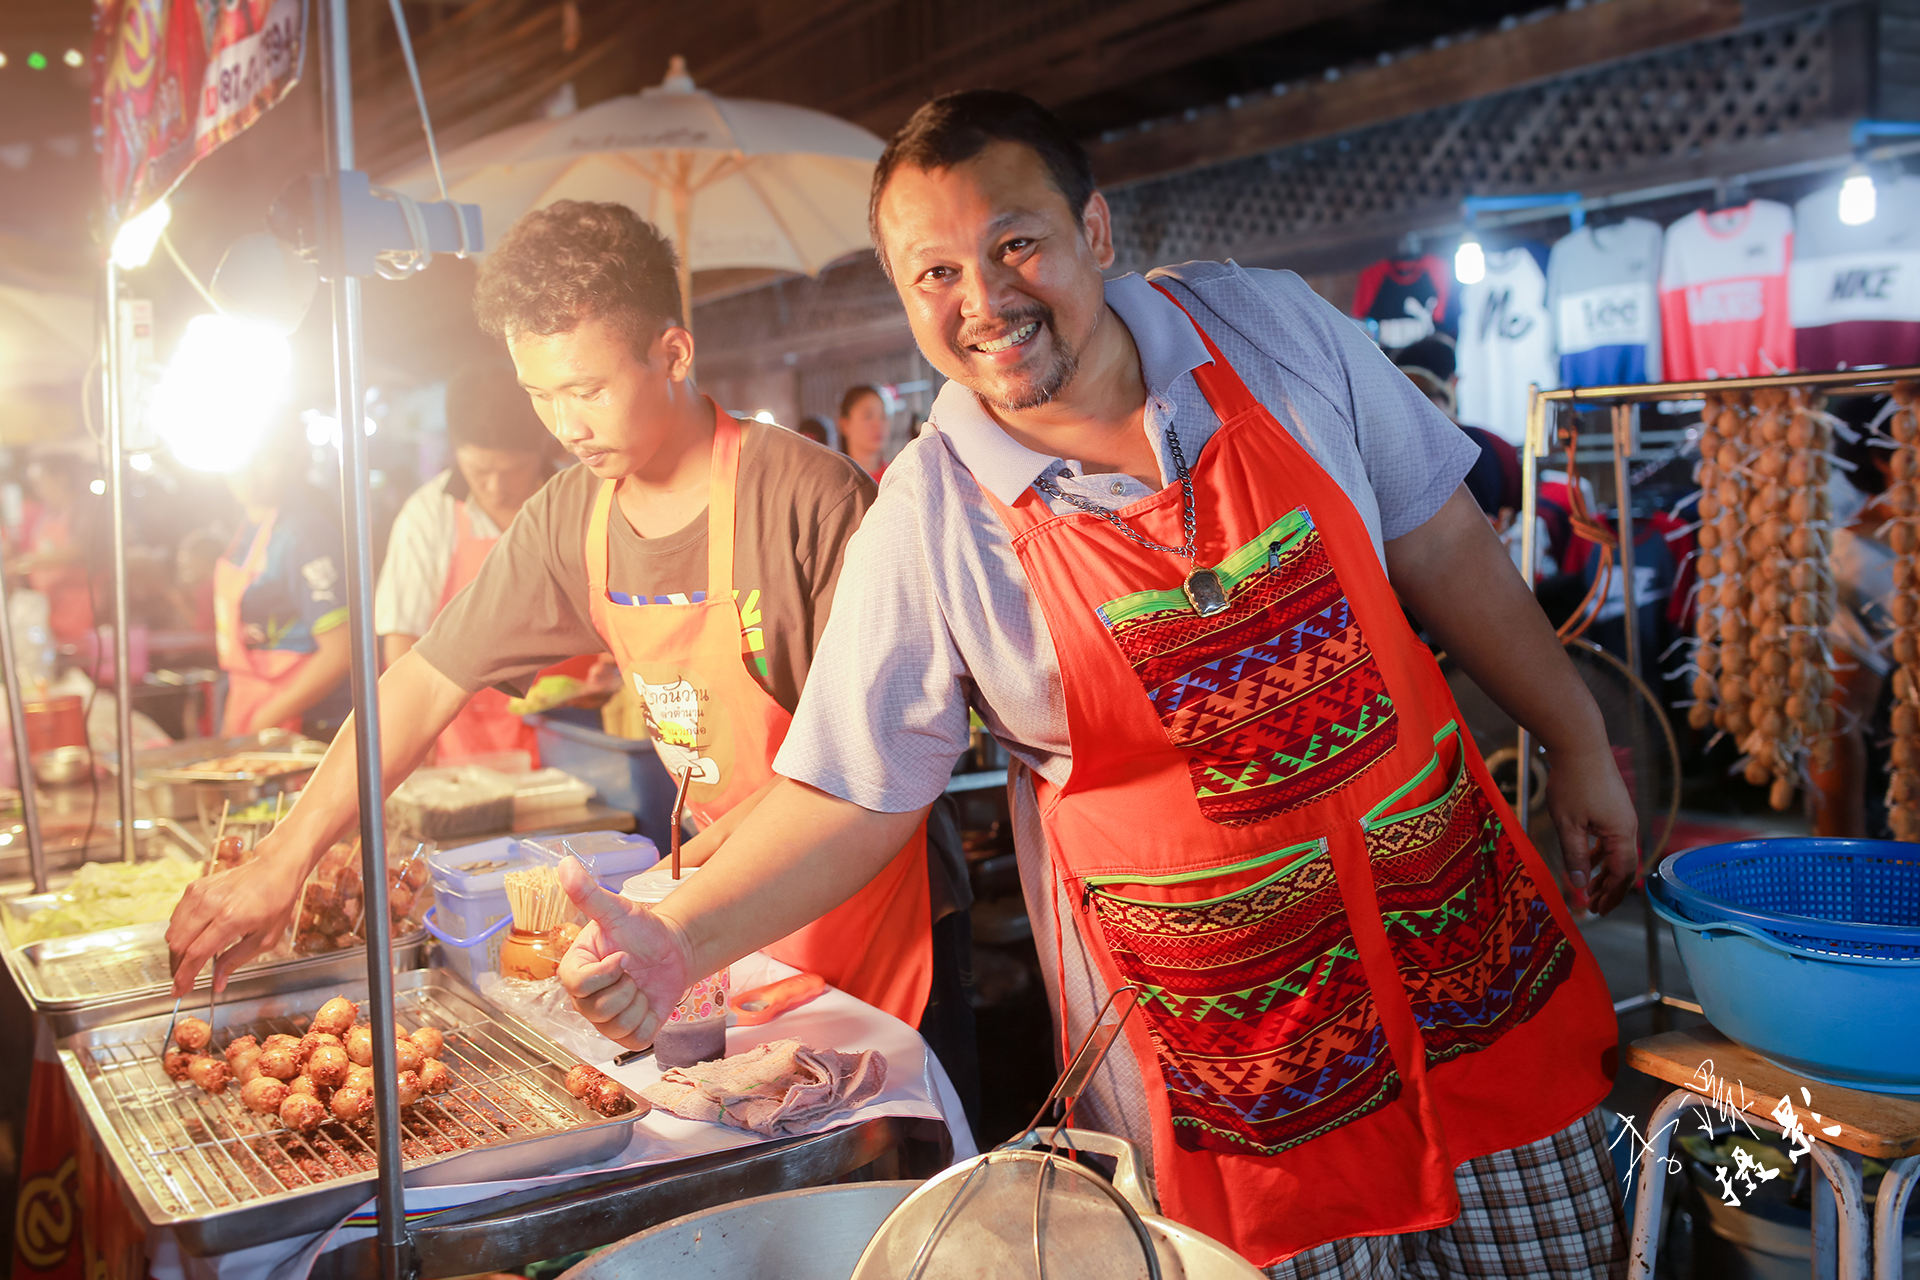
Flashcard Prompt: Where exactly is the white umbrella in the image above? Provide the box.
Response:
[391,57,884,327]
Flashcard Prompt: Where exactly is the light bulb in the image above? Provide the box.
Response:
[151,314,292,472]
[1455,236,1486,286]
[1838,167,1876,226]
[110,199,172,269]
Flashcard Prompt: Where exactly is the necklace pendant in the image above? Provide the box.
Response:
[1183,566,1230,617]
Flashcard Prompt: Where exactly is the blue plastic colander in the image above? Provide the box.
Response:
[1647,839,1920,1094]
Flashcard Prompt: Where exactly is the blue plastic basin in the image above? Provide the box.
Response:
[1649,839,1920,1095]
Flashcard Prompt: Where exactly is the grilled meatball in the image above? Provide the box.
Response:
[231,1048,263,1085]
[263,1034,301,1053]
[174,1017,212,1053]
[586,1077,636,1117]
[223,1034,259,1066]
[408,1026,445,1060]
[344,1065,376,1094]
[394,1070,424,1107]
[310,997,357,1037]
[163,1049,197,1082]
[241,1077,289,1116]
[256,1043,301,1081]
[297,1032,341,1066]
[563,1064,604,1099]
[307,1045,350,1088]
[330,1087,373,1123]
[418,1058,452,1096]
[392,1037,424,1074]
[287,1074,321,1099]
[280,1093,327,1133]
[187,1056,231,1094]
[344,1026,374,1067]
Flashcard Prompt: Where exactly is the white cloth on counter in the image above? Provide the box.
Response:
[144,952,975,1280]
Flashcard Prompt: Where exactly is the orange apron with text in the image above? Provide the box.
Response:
[585,403,933,1026]
[215,513,309,737]
[983,287,1616,1266]
[434,503,545,764]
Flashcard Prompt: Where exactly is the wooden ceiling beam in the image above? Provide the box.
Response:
[998,0,1365,110]
[1086,0,1745,188]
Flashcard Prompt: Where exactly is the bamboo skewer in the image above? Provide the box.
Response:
[503,866,573,933]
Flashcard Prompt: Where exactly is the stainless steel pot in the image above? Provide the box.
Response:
[561,1130,1264,1280]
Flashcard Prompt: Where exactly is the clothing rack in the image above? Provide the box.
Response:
[1518,365,1920,1020]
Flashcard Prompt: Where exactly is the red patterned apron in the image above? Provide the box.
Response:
[982,286,1617,1265]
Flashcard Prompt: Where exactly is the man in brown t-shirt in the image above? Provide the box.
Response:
[167,202,975,1118]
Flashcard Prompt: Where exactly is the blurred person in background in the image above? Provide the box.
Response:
[7,452,98,646]
[794,415,834,447]
[375,359,585,763]
[216,422,352,739]
[836,383,891,479]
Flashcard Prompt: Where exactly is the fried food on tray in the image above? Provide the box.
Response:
[344,1025,374,1067]
[392,1037,424,1074]
[311,997,357,1037]
[297,1031,341,1066]
[163,1049,197,1082]
[241,1077,289,1116]
[231,1047,262,1084]
[330,1087,373,1122]
[409,1026,444,1059]
[585,1077,636,1117]
[173,1017,212,1053]
[563,1064,604,1098]
[187,1056,231,1094]
[256,1043,301,1081]
[344,1065,375,1094]
[394,1070,424,1107]
[287,1074,320,1099]
[279,1092,326,1133]
[307,1045,350,1088]
[223,1035,259,1065]
[418,1058,452,1095]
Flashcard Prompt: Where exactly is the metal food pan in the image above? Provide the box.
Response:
[0,818,207,947]
[3,919,429,1037]
[59,969,639,1256]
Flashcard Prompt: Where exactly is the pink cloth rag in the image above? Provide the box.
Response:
[639,1038,888,1137]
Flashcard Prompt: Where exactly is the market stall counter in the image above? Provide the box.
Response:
[97,952,973,1279]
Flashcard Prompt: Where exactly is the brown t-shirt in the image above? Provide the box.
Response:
[416,419,877,709]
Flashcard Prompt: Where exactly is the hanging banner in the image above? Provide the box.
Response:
[92,0,307,228]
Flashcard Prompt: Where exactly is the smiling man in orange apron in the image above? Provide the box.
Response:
[374,359,588,764]
[555,93,1633,1276]
[166,202,960,1088]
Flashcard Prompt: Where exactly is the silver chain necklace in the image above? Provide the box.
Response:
[1032,428,1229,616]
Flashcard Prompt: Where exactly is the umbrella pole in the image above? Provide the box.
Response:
[672,183,693,337]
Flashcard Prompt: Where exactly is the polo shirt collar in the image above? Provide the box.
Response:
[929,272,1212,504]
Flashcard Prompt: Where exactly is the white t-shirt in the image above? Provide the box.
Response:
[373,469,505,638]
[1456,245,1558,446]
[1791,175,1920,370]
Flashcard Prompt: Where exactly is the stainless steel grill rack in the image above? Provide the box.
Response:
[60,969,637,1255]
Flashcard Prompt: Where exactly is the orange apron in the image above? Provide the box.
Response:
[585,403,934,1026]
[982,287,1617,1266]
[433,502,545,764]
[215,513,309,737]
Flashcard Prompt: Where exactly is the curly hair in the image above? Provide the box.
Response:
[473,200,682,357]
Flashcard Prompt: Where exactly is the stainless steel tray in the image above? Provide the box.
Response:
[59,969,640,1256]
[0,818,206,946]
[4,917,429,1037]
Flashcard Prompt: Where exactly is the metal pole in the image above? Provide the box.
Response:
[1515,385,1544,824]
[0,554,48,892]
[1610,403,1665,1022]
[317,2,406,1275]
[104,260,139,863]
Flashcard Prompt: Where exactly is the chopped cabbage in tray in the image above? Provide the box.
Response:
[18,859,204,944]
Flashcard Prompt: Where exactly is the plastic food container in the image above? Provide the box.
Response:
[422,836,522,982]
[621,864,727,1068]
[388,765,517,839]
[517,831,659,893]
[512,768,596,819]
[1648,838,1920,1094]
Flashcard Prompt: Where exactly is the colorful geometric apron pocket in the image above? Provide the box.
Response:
[1362,723,1575,1067]
[1097,509,1398,828]
[1084,839,1401,1158]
